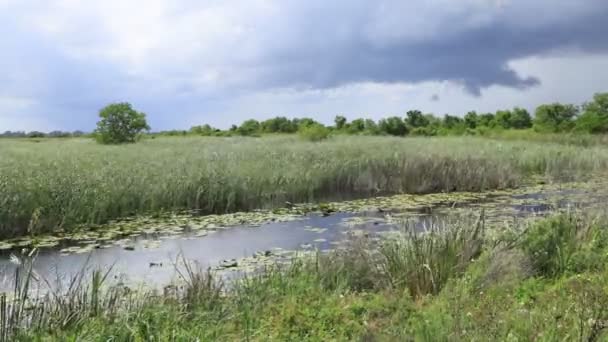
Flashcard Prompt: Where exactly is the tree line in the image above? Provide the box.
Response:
[185,92,608,137]
[2,92,606,140]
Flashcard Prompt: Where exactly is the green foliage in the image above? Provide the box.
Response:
[363,119,379,134]
[534,103,578,132]
[406,110,429,128]
[410,126,438,136]
[261,116,298,133]
[495,110,513,129]
[347,118,366,134]
[378,116,408,136]
[510,107,533,129]
[94,103,150,144]
[334,115,347,130]
[521,214,608,277]
[298,123,330,141]
[478,113,496,127]
[464,111,479,129]
[237,119,261,136]
[293,117,320,130]
[190,124,220,136]
[576,92,608,134]
[442,114,464,130]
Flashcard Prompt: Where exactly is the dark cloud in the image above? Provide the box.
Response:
[2,0,608,130]
[430,94,440,102]
[246,0,608,94]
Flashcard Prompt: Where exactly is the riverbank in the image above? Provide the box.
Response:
[4,208,608,340]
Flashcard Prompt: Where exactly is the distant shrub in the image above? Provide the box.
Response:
[299,124,330,141]
[94,103,149,144]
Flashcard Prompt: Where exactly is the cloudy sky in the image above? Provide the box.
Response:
[1,0,607,132]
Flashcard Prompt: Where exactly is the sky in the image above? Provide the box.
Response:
[1,0,608,132]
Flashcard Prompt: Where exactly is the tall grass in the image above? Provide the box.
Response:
[2,135,608,237]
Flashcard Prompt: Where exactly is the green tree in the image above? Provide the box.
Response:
[464,111,479,129]
[190,124,218,136]
[348,118,366,134]
[299,123,330,141]
[405,110,429,128]
[237,119,261,136]
[261,117,298,133]
[293,118,320,130]
[442,115,463,129]
[576,93,608,133]
[334,115,347,130]
[94,102,150,144]
[495,110,513,129]
[378,117,408,136]
[363,119,379,134]
[534,103,578,132]
[478,113,496,127]
[510,107,533,129]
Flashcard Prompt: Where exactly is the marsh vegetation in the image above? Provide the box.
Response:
[4,210,608,340]
[2,135,608,238]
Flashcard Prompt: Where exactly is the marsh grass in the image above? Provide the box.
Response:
[381,213,485,298]
[2,135,608,238]
[6,209,608,340]
[0,214,487,340]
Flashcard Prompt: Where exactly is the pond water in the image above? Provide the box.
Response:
[0,182,607,292]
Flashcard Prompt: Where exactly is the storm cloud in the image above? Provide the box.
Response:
[0,0,607,130]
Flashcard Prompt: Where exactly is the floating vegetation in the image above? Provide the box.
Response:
[59,245,97,255]
[1,176,608,258]
[142,240,162,249]
[303,227,328,234]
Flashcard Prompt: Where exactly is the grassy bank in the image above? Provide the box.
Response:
[2,135,608,238]
[5,210,608,340]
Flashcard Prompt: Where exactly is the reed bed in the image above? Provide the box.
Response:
[1,135,608,237]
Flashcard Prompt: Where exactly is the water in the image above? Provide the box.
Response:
[0,185,606,292]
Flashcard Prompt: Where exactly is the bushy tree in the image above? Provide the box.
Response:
[495,110,513,129]
[510,107,533,129]
[293,118,320,130]
[299,123,330,142]
[464,111,479,129]
[334,115,347,130]
[405,110,429,128]
[363,119,379,134]
[378,116,408,136]
[27,131,46,138]
[261,117,298,133]
[442,115,463,129]
[348,118,366,134]
[95,103,149,144]
[534,103,578,132]
[478,113,496,127]
[576,93,608,133]
[190,124,218,136]
[237,119,261,136]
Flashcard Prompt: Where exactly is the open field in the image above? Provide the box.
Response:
[2,135,608,238]
[4,209,608,340]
